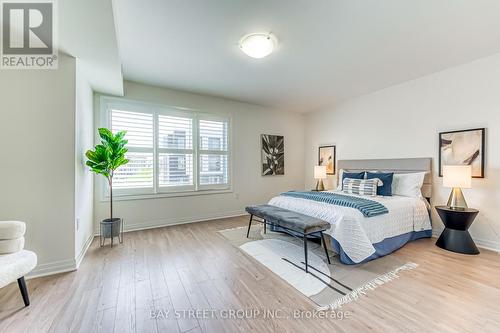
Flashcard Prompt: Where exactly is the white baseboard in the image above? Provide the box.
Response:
[75,233,95,269]
[27,233,96,279]
[94,209,247,235]
[27,259,76,279]
[471,238,500,253]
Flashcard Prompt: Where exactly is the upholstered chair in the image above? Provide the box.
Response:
[0,221,37,306]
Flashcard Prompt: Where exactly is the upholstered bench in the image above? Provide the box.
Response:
[245,204,331,273]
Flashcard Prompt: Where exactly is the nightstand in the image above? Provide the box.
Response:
[435,206,479,255]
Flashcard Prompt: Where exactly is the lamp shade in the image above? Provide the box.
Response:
[314,165,327,179]
[443,165,472,188]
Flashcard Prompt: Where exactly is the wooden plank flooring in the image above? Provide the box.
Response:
[1,215,499,332]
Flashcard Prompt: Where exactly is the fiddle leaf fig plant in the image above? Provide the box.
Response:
[86,128,129,219]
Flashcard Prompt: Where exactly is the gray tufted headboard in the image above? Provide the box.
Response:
[337,158,433,200]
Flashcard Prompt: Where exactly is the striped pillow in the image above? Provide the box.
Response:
[342,178,382,196]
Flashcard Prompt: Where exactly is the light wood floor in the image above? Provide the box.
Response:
[1,216,499,333]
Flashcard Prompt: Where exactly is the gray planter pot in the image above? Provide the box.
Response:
[101,218,121,238]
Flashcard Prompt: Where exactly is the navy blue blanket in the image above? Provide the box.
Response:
[281,191,389,217]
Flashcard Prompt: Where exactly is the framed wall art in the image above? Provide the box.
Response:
[261,134,284,176]
[318,145,336,175]
[439,128,485,178]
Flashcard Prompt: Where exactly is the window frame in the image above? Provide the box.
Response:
[99,96,232,201]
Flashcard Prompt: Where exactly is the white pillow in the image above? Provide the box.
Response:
[336,169,344,190]
[392,172,426,198]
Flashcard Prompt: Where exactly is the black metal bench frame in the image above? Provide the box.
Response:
[246,214,331,273]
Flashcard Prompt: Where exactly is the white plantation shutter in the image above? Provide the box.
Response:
[111,110,153,147]
[198,119,229,187]
[102,98,230,197]
[159,153,193,187]
[110,110,154,192]
[158,115,193,149]
[113,152,154,189]
[157,114,194,190]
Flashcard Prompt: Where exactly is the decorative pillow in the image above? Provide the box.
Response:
[392,172,426,198]
[367,172,394,196]
[339,171,365,189]
[342,178,382,196]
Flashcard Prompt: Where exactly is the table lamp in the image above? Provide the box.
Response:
[443,165,472,210]
[314,165,327,191]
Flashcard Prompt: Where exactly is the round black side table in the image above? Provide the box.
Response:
[435,206,479,255]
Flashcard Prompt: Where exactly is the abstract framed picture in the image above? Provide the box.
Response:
[261,134,284,176]
[318,145,336,175]
[439,128,485,178]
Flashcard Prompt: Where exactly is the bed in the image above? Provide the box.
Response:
[268,158,433,264]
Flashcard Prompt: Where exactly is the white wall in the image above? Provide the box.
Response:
[0,55,77,275]
[0,55,95,276]
[305,54,500,251]
[94,81,305,231]
[75,61,94,266]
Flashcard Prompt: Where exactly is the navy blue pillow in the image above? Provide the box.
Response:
[366,172,394,196]
[342,172,365,184]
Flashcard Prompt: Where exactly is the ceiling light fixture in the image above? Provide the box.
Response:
[239,33,277,59]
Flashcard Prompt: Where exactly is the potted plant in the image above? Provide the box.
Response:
[86,128,129,242]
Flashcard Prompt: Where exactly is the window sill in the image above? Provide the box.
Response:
[100,187,233,202]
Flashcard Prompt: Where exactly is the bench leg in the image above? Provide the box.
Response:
[264,219,267,234]
[246,215,253,238]
[303,235,308,273]
[320,231,331,265]
[17,277,30,307]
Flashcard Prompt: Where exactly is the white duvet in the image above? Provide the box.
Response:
[268,191,432,263]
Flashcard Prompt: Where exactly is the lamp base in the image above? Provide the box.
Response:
[447,187,468,210]
[315,179,325,191]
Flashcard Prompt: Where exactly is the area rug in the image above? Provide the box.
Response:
[218,224,418,310]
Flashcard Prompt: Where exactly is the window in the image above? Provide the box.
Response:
[198,120,228,187]
[111,110,154,193]
[103,98,230,198]
[158,115,194,189]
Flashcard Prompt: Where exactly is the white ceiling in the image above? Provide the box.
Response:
[114,0,500,112]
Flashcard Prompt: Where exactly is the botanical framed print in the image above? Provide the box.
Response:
[261,134,284,176]
[439,128,485,178]
[318,145,336,175]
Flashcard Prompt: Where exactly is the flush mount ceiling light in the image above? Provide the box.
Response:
[239,33,277,59]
